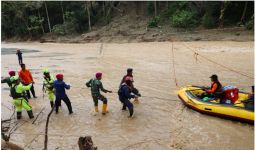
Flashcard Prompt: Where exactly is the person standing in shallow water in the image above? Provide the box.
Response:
[118,79,137,118]
[86,72,112,115]
[53,73,73,114]
[16,49,23,65]
[19,64,37,99]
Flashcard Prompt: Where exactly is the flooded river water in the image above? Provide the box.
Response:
[1,41,254,150]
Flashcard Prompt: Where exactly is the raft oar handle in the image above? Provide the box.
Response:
[187,85,210,90]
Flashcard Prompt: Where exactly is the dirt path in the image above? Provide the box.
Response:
[1,41,254,150]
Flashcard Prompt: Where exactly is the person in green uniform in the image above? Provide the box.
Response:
[42,68,55,108]
[10,76,34,119]
[86,72,112,115]
[1,70,16,87]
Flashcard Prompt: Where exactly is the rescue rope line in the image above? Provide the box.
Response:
[171,43,180,88]
[43,105,55,150]
[184,44,254,79]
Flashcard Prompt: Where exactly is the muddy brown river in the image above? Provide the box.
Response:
[1,42,254,150]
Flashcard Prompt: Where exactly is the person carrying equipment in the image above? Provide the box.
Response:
[43,69,55,108]
[86,72,112,115]
[19,64,37,99]
[118,79,137,118]
[1,70,16,87]
[16,49,23,65]
[53,74,73,114]
[119,68,141,103]
[10,76,34,119]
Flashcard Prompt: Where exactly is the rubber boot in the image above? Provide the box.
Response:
[50,101,54,108]
[122,105,127,110]
[27,110,34,119]
[17,112,22,120]
[102,104,107,115]
[129,108,134,118]
[95,106,99,113]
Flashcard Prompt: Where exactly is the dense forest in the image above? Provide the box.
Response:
[1,1,254,40]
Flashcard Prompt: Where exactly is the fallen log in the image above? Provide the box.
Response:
[78,136,97,150]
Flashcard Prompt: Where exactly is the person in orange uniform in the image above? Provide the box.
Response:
[205,74,223,99]
[19,64,37,99]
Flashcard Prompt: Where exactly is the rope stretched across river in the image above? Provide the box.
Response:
[183,44,254,79]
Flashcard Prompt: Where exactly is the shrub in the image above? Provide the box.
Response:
[52,24,66,35]
[171,10,198,28]
[246,15,254,30]
[148,16,160,28]
[202,13,216,28]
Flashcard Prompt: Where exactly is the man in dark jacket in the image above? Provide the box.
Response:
[16,49,23,65]
[119,68,141,103]
[53,73,73,114]
[118,79,138,118]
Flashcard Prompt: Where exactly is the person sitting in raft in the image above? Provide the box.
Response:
[243,86,254,111]
[203,74,223,102]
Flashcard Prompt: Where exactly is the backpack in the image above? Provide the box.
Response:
[10,85,23,99]
[118,84,127,97]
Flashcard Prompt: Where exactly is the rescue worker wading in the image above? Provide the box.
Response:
[53,74,73,114]
[10,76,34,119]
[86,72,112,115]
[118,79,137,118]
[43,69,55,108]
[19,63,37,99]
[1,70,16,87]
[120,68,141,103]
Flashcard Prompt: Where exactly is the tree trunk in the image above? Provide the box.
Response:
[44,2,51,33]
[86,2,91,31]
[154,1,157,16]
[102,2,105,17]
[61,1,65,24]
[241,2,248,23]
[219,1,229,28]
[38,9,45,34]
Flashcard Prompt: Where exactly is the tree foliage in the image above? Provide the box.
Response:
[1,1,254,39]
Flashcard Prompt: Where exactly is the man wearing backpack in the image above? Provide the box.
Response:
[118,79,138,118]
[10,76,34,119]
[86,72,112,115]
[119,68,141,103]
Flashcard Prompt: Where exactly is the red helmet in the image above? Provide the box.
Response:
[56,73,63,79]
[8,70,16,76]
[95,72,102,79]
